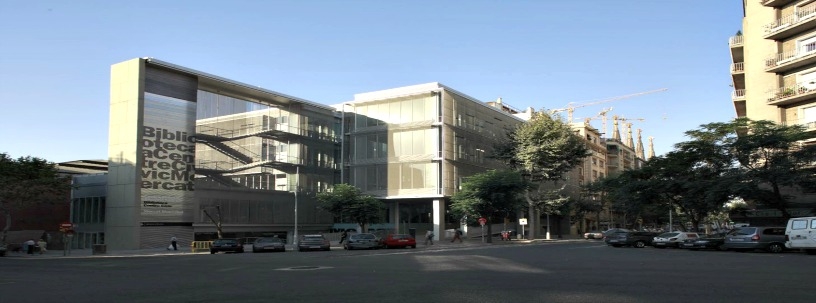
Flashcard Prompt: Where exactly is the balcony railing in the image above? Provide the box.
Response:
[782,118,816,131]
[730,62,744,73]
[764,46,816,71]
[766,83,816,104]
[763,4,816,38]
[732,89,746,101]
[729,35,744,47]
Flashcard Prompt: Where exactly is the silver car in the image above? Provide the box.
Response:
[344,233,380,250]
[252,237,286,253]
[723,226,786,253]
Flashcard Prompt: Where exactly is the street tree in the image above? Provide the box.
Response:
[0,153,72,246]
[316,184,385,232]
[449,169,528,243]
[493,112,590,239]
[723,119,816,220]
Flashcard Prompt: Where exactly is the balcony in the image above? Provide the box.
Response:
[729,35,743,48]
[761,0,796,7]
[729,35,744,62]
[764,47,816,73]
[782,118,816,132]
[766,83,816,105]
[732,89,746,101]
[730,62,744,74]
[763,6,816,40]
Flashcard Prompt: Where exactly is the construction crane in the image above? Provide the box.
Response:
[550,88,668,122]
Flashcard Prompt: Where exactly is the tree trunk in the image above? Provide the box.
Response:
[486,219,492,243]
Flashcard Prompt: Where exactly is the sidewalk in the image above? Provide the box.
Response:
[1,237,577,259]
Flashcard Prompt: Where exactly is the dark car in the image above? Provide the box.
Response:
[210,238,244,254]
[723,226,787,253]
[344,233,380,250]
[680,233,727,251]
[379,234,416,249]
[252,237,286,253]
[605,231,659,248]
[297,234,331,252]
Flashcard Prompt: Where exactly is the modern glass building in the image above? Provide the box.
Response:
[340,83,527,239]
[107,58,340,249]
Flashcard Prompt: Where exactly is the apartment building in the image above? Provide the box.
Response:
[730,0,816,223]
[733,0,816,130]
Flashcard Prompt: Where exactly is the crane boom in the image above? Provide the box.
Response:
[551,88,668,122]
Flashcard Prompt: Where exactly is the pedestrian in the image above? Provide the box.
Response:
[451,228,463,243]
[169,236,178,251]
[25,239,36,255]
[425,230,434,246]
[339,230,348,245]
[37,238,47,254]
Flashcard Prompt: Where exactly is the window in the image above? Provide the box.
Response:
[791,219,807,230]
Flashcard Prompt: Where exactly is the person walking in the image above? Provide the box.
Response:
[424,230,434,246]
[169,236,178,251]
[24,239,36,255]
[451,228,463,243]
[339,230,348,246]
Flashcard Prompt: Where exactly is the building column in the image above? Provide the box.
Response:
[390,202,401,233]
[432,199,445,241]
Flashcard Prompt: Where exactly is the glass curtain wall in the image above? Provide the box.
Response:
[350,93,439,197]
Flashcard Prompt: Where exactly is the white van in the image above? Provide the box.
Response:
[785,217,816,255]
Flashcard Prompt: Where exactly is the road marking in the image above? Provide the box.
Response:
[275,266,333,271]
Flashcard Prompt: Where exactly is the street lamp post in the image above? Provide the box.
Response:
[546,213,551,240]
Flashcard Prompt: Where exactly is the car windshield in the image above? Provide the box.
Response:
[657,233,679,238]
[302,235,324,240]
[257,238,281,243]
[353,234,376,239]
[392,234,409,239]
[214,239,237,244]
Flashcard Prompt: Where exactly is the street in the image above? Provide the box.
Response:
[1,241,814,303]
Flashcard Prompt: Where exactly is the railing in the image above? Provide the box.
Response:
[730,62,744,73]
[729,35,743,47]
[732,89,746,100]
[191,241,213,252]
[763,4,816,35]
[766,83,815,103]
[764,47,816,68]
[782,119,816,131]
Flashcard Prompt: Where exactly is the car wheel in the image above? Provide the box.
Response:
[210,251,215,254]
[805,249,816,255]
[654,246,665,249]
[252,249,258,253]
[411,245,416,249]
[767,243,784,253]
[634,241,646,248]
[716,244,727,251]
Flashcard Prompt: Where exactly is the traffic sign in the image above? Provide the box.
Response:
[60,222,73,229]
[519,218,528,226]
[478,217,487,226]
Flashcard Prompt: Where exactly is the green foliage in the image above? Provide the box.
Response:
[494,112,591,182]
[316,184,385,231]
[449,169,528,220]
[0,153,72,244]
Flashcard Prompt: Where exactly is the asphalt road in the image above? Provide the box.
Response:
[1,241,814,303]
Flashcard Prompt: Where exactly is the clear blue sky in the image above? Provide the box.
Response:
[0,0,743,163]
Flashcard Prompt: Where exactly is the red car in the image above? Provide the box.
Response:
[379,234,416,249]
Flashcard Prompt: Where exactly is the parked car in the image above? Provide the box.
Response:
[252,237,286,253]
[785,217,816,255]
[680,232,727,251]
[210,238,244,254]
[602,228,631,240]
[723,226,786,253]
[379,234,416,249]
[605,231,659,248]
[0,244,6,257]
[652,232,699,248]
[344,233,380,250]
[297,234,331,252]
[583,231,604,240]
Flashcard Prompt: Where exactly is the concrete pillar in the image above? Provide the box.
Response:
[432,199,445,241]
